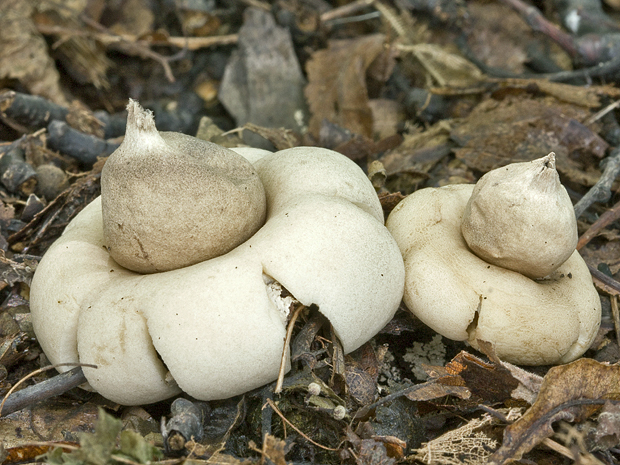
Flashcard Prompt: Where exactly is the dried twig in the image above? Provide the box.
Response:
[540,438,577,461]
[275,303,305,394]
[584,99,620,125]
[354,379,439,419]
[264,398,339,451]
[0,364,94,417]
[588,264,620,297]
[499,0,578,57]
[320,0,375,23]
[577,197,620,249]
[574,147,620,219]
[37,20,238,83]
[37,23,238,51]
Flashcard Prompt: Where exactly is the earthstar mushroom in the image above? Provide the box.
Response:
[29,101,405,405]
[386,154,601,365]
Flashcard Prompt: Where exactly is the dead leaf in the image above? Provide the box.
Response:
[397,43,483,87]
[413,346,543,407]
[476,340,543,405]
[206,450,254,464]
[452,355,516,402]
[0,332,30,369]
[404,381,471,402]
[103,0,154,38]
[488,358,620,465]
[380,121,453,176]
[344,427,396,465]
[66,101,104,138]
[431,79,620,109]
[371,435,406,460]
[378,192,405,216]
[243,123,300,150]
[305,34,388,138]
[2,443,71,464]
[428,350,521,404]
[198,396,246,459]
[451,95,609,185]
[248,434,288,465]
[345,365,377,406]
[594,401,620,450]
[33,1,113,90]
[0,252,38,287]
[498,79,619,108]
[0,401,99,448]
[368,99,403,139]
[464,2,533,74]
[410,408,523,465]
[0,0,67,105]
[219,8,307,149]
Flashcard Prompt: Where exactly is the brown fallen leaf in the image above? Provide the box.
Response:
[488,358,620,465]
[248,434,289,465]
[421,345,542,406]
[2,442,74,465]
[343,426,397,465]
[378,192,405,217]
[0,332,30,369]
[345,365,377,406]
[243,123,301,151]
[0,400,99,448]
[475,340,543,405]
[404,380,471,403]
[305,34,389,139]
[432,79,620,109]
[497,79,619,108]
[464,2,538,75]
[451,95,608,186]
[441,351,520,404]
[0,0,67,105]
[357,348,542,414]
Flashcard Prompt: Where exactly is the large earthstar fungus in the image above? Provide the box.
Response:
[386,153,601,365]
[30,100,405,405]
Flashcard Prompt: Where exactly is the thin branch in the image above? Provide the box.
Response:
[320,0,375,23]
[577,196,620,249]
[37,23,238,51]
[0,364,94,417]
[353,379,438,419]
[588,264,620,297]
[275,303,305,394]
[499,0,578,57]
[574,147,620,219]
[584,99,620,125]
[264,398,339,451]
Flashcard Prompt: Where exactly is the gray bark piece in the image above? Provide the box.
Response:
[219,8,307,149]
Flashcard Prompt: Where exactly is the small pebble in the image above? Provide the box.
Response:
[35,164,69,200]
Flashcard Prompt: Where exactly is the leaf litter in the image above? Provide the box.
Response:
[1,0,620,463]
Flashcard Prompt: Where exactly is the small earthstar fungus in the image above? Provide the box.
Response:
[386,153,601,365]
[29,100,405,405]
